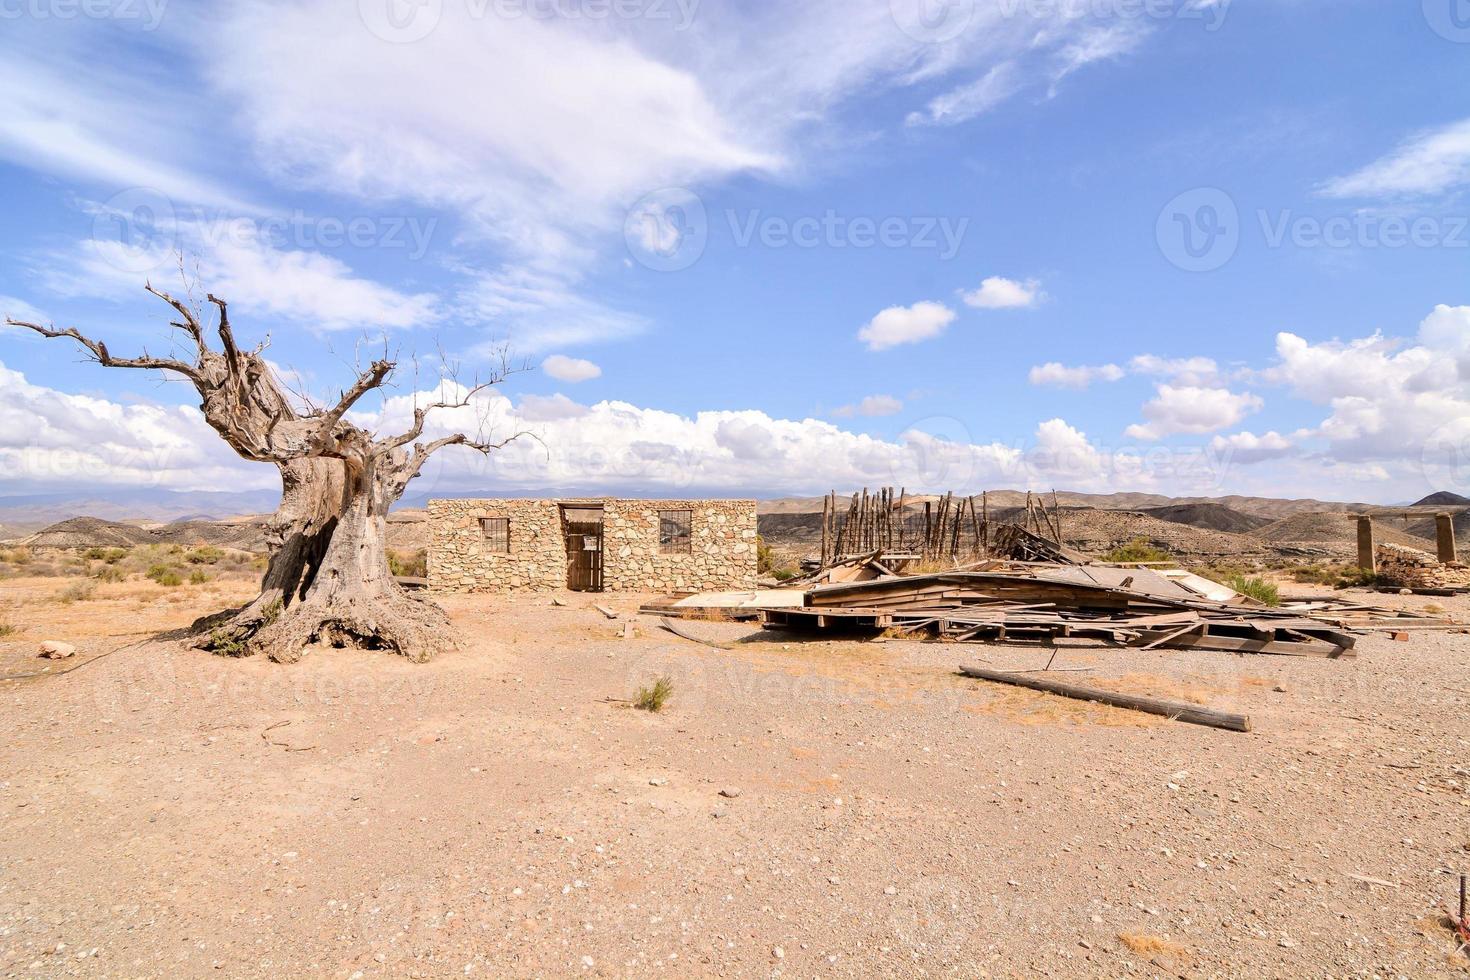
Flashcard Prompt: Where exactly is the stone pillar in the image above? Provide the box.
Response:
[1356,516,1375,573]
[1436,512,1458,564]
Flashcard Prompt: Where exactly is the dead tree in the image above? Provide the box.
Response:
[7,284,522,663]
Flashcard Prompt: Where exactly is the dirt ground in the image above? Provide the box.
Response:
[3,574,1470,978]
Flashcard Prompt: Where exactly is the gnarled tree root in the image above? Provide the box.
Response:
[193,587,457,664]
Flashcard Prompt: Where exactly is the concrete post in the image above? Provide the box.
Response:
[1436,512,1458,564]
[1356,516,1375,573]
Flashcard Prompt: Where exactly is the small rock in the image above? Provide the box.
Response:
[719,787,742,799]
[711,807,729,819]
[39,641,76,659]
[883,886,897,895]
[772,947,784,960]
[1273,684,1288,693]
[649,777,668,787]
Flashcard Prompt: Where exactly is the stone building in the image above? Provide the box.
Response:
[427,498,758,593]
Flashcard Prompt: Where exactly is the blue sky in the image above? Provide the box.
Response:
[1,0,1468,504]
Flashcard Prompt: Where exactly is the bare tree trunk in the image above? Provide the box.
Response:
[10,284,523,664]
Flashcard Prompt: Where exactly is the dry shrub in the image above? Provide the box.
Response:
[56,580,97,604]
[0,616,17,638]
[1118,933,1189,958]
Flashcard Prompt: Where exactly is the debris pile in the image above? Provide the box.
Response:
[756,563,1451,658]
[1374,543,1470,592]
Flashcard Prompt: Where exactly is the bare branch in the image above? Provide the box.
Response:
[373,347,529,456]
[313,358,395,448]
[5,317,203,384]
[144,281,209,358]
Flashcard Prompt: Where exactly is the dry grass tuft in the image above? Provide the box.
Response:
[634,675,673,712]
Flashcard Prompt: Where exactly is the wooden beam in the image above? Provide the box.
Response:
[958,665,1251,732]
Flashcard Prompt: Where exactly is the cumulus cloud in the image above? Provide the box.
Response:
[1124,385,1263,441]
[517,393,589,422]
[857,301,957,351]
[1209,430,1294,464]
[1028,362,1125,389]
[1320,117,1470,199]
[1262,306,1470,470]
[1128,354,1223,387]
[541,354,602,384]
[833,394,904,418]
[961,276,1044,310]
[0,359,268,494]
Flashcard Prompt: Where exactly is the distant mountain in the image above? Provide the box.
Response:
[1412,491,1470,507]
[0,488,280,529]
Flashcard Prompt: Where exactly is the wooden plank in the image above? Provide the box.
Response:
[958,665,1251,732]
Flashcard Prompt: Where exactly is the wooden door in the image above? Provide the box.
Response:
[565,519,604,592]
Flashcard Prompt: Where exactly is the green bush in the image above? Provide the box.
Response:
[1102,537,1172,564]
[146,564,183,587]
[208,629,247,657]
[1286,563,1378,589]
[634,675,673,712]
[388,549,427,578]
[188,569,211,585]
[185,546,225,565]
[1226,573,1280,606]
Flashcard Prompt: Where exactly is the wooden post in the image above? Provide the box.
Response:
[820,492,831,568]
[1356,515,1376,573]
[1436,512,1458,564]
[981,491,989,557]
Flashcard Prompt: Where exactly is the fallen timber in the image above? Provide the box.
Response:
[957,665,1253,732]
[756,567,1458,657]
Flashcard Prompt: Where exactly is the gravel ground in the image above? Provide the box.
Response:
[2,578,1469,977]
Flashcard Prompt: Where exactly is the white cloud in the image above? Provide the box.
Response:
[0,295,46,325]
[1128,354,1223,387]
[1320,118,1470,199]
[833,394,904,418]
[961,276,1044,310]
[0,359,267,494]
[1028,362,1125,389]
[906,63,1021,128]
[857,301,957,351]
[1124,384,1263,440]
[1209,430,1294,464]
[518,393,589,422]
[41,217,438,333]
[1048,22,1149,93]
[1262,306,1470,470]
[541,354,602,384]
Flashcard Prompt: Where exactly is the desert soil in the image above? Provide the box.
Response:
[2,575,1470,977]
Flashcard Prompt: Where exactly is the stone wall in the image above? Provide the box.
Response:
[428,499,566,592]
[427,498,758,593]
[1374,543,1470,590]
[602,499,758,593]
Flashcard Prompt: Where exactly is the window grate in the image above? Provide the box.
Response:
[659,509,692,554]
[479,517,510,553]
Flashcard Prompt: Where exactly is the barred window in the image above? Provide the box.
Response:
[659,510,692,554]
[479,517,510,553]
